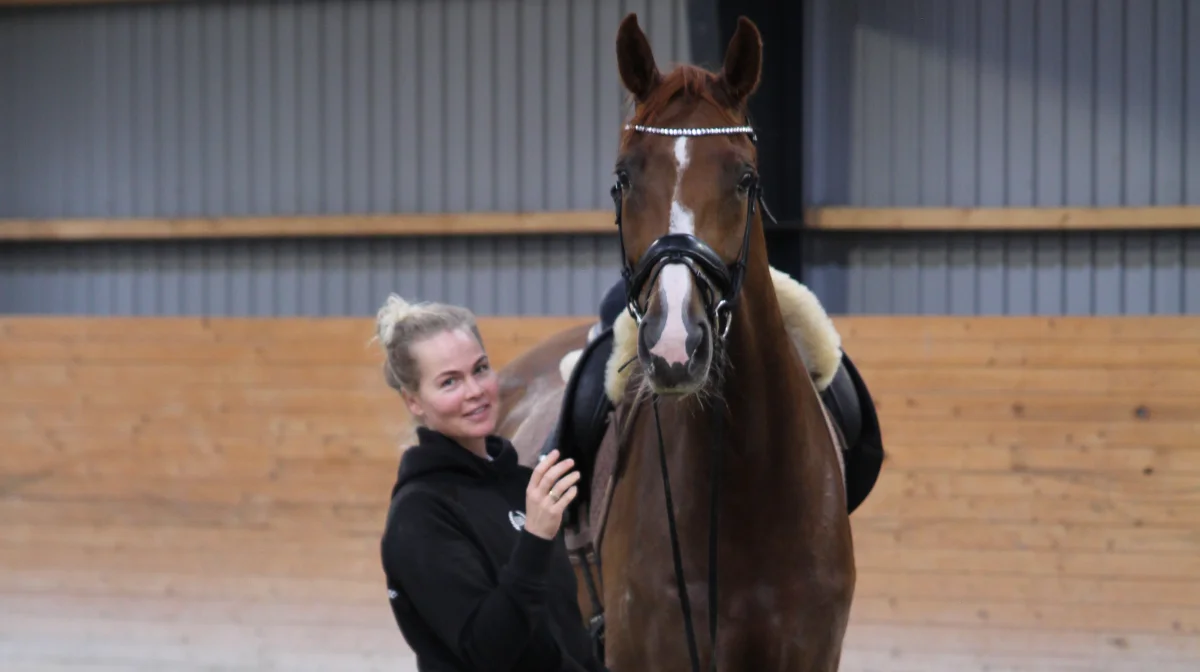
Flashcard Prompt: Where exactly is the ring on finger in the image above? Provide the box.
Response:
[549,489,559,501]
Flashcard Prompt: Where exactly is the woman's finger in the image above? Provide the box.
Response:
[535,458,575,494]
[530,450,559,485]
[547,472,581,500]
[549,485,579,513]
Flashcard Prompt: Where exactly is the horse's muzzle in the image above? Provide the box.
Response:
[638,315,712,394]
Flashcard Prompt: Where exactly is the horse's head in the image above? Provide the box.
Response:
[611,13,764,396]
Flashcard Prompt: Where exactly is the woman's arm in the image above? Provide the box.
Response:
[382,490,564,671]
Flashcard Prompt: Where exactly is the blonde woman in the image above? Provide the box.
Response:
[375,294,605,672]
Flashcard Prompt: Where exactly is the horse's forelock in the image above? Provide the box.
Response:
[620,65,745,146]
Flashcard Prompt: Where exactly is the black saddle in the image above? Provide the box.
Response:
[819,351,885,514]
[539,325,616,530]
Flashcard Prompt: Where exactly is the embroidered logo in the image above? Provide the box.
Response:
[508,510,526,531]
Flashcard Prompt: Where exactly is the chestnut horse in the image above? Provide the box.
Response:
[497,14,855,671]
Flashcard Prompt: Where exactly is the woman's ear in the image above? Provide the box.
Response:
[401,388,425,422]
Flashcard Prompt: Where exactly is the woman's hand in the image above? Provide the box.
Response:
[524,450,581,540]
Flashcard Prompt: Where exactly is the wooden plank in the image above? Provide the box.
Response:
[0,211,614,241]
[845,339,1200,369]
[866,471,1200,505]
[869,390,1200,423]
[856,366,1200,394]
[0,315,591,343]
[843,623,1200,661]
[4,314,1192,344]
[851,519,1200,555]
[862,419,1200,450]
[848,596,1200,635]
[807,206,1200,231]
[861,492,1197,527]
[832,315,1200,341]
[854,570,1200,607]
[0,0,164,5]
[881,442,1200,474]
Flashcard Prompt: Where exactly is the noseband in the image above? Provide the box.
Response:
[610,123,776,341]
[600,121,778,672]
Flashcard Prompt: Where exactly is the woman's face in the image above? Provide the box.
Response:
[402,328,500,441]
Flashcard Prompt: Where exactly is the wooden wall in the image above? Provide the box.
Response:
[839,317,1200,671]
[3,316,1198,670]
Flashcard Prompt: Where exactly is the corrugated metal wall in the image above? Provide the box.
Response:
[802,0,1200,315]
[0,0,688,316]
[5,0,1200,317]
[0,234,621,316]
[804,231,1200,315]
[0,0,691,217]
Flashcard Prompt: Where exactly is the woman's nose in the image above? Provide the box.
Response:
[464,376,483,397]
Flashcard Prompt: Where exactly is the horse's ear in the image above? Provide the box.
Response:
[719,16,763,105]
[616,13,661,103]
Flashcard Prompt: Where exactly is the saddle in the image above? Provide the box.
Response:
[538,323,615,535]
[821,349,884,514]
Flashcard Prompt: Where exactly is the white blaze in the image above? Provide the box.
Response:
[650,264,693,365]
[668,137,694,234]
[650,136,695,366]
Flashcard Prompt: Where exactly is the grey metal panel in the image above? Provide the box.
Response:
[0,0,686,318]
[804,230,1200,316]
[0,234,623,317]
[0,0,691,219]
[827,0,1200,208]
[797,0,1200,316]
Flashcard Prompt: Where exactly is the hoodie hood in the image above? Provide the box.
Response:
[390,427,523,499]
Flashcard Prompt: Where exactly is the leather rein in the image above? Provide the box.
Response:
[588,121,776,672]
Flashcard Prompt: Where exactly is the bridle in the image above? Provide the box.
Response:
[610,123,775,342]
[593,120,777,672]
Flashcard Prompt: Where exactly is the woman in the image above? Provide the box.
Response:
[375,293,605,672]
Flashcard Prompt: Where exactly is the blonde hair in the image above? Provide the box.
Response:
[373,294,484,394]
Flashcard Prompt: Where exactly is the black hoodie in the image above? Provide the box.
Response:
[381,427,604,672]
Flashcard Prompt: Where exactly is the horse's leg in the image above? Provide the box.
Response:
[595,424,656,671]
[714,610,850,672]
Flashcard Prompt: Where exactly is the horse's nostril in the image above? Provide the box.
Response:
[686,320,708,358]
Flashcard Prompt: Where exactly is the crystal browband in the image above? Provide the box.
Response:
[624,124,757,137]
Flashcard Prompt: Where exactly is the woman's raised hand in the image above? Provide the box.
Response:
[524,450,581,540]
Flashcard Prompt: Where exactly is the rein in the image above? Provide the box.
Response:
[593,120,777,671]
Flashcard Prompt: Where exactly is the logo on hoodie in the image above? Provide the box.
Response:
[508,510,526,531]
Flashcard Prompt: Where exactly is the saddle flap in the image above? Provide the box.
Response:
[541,326,615,532]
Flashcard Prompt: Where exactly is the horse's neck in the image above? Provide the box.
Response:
[717,262,834,475]
[641,259,840,540]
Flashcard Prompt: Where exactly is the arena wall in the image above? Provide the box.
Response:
[4,314,1198,670]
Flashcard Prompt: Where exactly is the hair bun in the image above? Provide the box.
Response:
[376,293,416,347]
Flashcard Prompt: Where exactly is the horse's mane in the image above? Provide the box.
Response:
[620,64,747,146]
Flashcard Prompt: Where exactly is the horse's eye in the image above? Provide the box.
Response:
[616,169,631,190]
[738,171,756,192]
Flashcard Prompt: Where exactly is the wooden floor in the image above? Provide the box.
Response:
[3,315,1199,671]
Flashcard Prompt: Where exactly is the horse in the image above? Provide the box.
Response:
[496,14,857,671]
